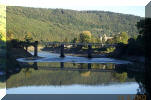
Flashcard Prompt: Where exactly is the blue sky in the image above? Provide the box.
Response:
[0,0,150,17]
[78,6,145,17]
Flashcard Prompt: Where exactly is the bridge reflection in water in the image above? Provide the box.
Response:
[32,62,117,72]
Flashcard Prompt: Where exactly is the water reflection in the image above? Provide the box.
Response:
[29,62,117,72]
[4,52,146,95]
[7,83,139,94]
[6,61,145,95]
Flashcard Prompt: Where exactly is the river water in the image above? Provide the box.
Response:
[6,52,145,94]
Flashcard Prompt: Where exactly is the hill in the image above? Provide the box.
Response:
[6,6,142,42]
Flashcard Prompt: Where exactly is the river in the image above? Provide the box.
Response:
[6,51,145,94]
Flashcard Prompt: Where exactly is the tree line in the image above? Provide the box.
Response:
[6,6,142,42]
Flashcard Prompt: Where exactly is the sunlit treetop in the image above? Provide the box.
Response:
[0,4,6,41]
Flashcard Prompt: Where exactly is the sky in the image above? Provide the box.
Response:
[0,0,150,17]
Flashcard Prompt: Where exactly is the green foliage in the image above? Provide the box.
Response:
[105,47,116,53]
[7,30,14,41]
[123,19,147,56]
[113,72,127,82]
[111,19,147,57]
[119,32,129,44]
[24,32,33,42]
[107,32,129,44]
[63,37,69,42]
[106,38,115,44]
[7,6,141,42]
[79,31,92,43]
[0,33,2,40]
[72,37,79,43]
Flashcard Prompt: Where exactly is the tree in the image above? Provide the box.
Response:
[63,37,69,42]
[91,36,97,43]
[119,32,129,44]
[112,32,129,44]
[79,31,92,43]
[7,30,14,41]
[72,37,79,43]
[7,6,141,42]
[136,18,151,56]
[113,72,127,82]
[0,33,2,41]
[24,32,33,43]
[106,38,114,44]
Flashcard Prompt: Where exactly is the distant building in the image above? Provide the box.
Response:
[99,35,103,42]
[99,34,113,42]
[64,45,72,48]
[146,1,151,18]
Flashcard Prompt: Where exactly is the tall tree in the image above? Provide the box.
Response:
[7,30,14,41]
[119,32,129,44]
[0,33,2,41]
[79,31,92,43]
[24,32,33,43]
[112,32,129,44]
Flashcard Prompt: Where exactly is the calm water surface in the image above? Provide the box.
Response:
[7,52,144,94]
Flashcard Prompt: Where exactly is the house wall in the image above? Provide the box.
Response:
[146,2,151,18]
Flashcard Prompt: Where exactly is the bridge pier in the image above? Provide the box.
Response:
[88,45,92,58]
[60,44,65,57]
[60,62,64,69]
[34,41,38,57]
[33,62,38,70]
[88,63,92,69]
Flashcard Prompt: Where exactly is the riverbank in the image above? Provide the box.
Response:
[120,56,145,63]
[9,48,33,58]
[107,50,145,63]
[5,47,34,78]
[0,47,34,75]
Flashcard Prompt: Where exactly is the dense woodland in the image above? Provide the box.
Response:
[7,6,142,42]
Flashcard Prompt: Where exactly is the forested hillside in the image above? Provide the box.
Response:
[6,6,142,42]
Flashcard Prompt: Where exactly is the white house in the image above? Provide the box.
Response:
[99,34,113,42]
[146,1,151,18]
[64,45,73,48]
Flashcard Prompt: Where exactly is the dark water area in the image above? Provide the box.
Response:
[5,52,145,94]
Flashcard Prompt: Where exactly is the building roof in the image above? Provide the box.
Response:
[146,1,151,7]
[146,1,151,18]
